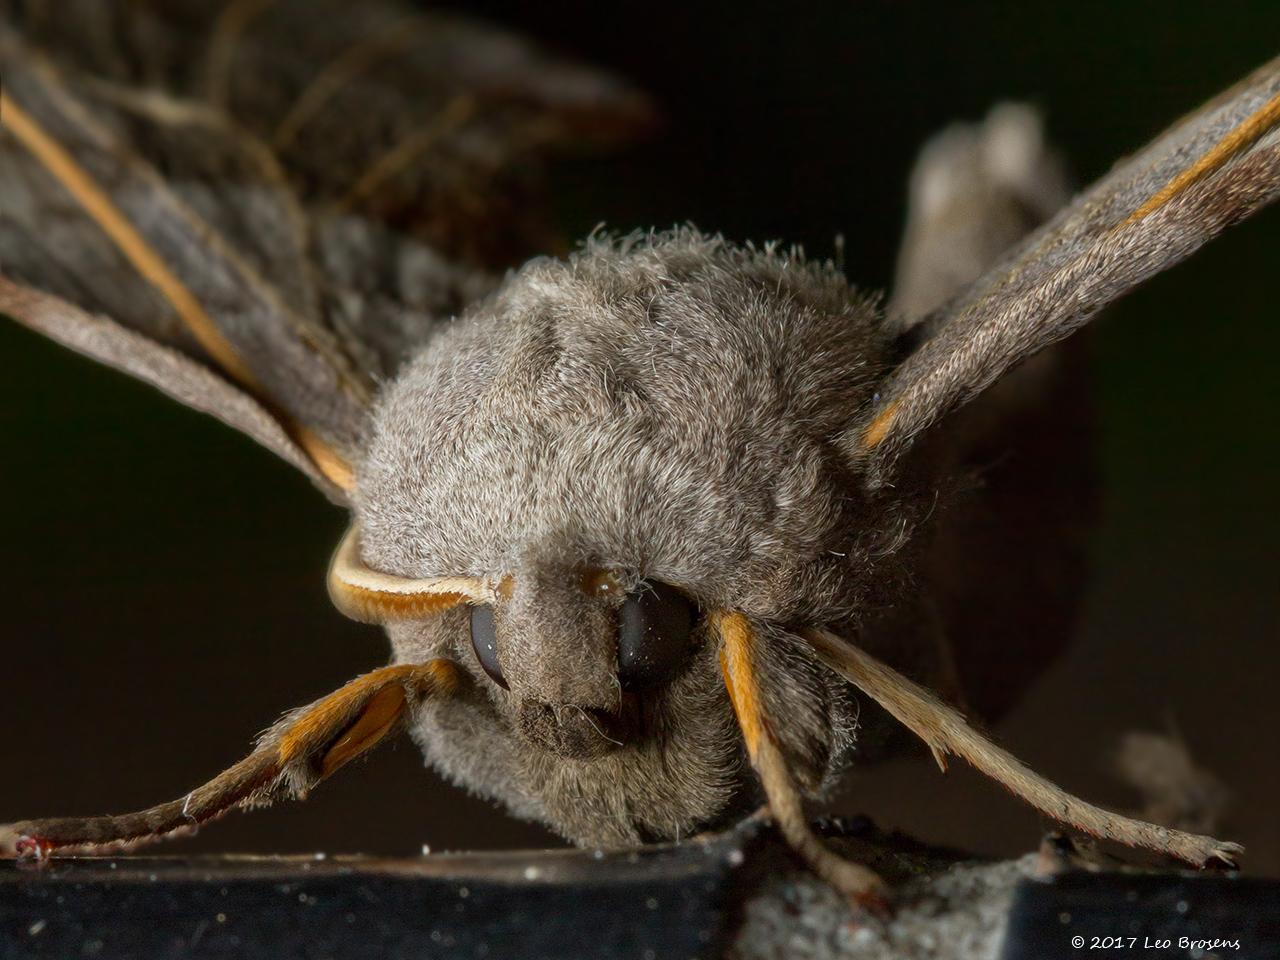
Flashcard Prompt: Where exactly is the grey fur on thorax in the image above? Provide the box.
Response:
[358,229,914,624]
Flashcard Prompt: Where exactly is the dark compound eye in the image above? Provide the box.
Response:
[617,581,696,691]
[469,604,508,689]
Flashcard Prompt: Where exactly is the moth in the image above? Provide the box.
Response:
[2,1,1278,906]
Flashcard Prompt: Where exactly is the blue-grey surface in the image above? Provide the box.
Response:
[1,844,745,960]
[5,827,1280,960]
[1002,872,1280,960]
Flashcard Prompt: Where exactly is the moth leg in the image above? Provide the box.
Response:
[715,612,888,909]
[805,628,1243,867]
[0,660,462,858]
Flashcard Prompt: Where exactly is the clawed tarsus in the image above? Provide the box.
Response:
[716,613,1240,911]
[716,611,890,909]
[0,661,460,858]
[803,626,1242,869]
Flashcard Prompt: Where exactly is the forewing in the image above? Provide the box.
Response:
[1,0,649,491]
[3,279,338,493]
[0,22,370,489]
[852,56,1280,481]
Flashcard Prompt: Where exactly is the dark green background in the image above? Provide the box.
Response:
[3,3,1278,872]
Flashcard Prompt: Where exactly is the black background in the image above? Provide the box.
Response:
[2,2,1278,873]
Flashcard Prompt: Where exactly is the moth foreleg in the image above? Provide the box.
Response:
[715,612,889,910]
[0,660,462,858]
[804,627,1243,868]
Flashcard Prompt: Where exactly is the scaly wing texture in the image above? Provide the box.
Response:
[0,0,649,493]
[853,55,1280,481]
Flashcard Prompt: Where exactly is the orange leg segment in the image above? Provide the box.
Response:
[0,660,461,858]
[715,611,888,908]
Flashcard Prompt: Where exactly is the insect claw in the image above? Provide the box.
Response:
[849,888,894,920]
[929,745,948,773]
[13,835,52,862]
[718,612,890,902]
[1203,841,1244,869]
[806,627,1247,869]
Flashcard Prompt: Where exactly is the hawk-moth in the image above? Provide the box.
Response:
[2,1,1280,901]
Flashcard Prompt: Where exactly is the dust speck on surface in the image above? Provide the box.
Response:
[734,854,1038,960]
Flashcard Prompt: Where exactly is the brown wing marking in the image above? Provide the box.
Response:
[0,90,354,490]
[205,0,280,109]
[270,18,421,151]
[334,94,480,214]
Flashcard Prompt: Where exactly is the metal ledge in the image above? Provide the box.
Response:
[3,823,1279,960]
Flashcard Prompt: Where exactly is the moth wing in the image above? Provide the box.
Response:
[888,102,1069,328]
[875,104,1097,724]
[0,1,649,496]
[0,22,369,493]
[853,56,1280,482]
[3,280,337,492]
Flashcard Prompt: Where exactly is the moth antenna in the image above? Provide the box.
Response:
[327,524,493,623]
[804,627,1244,867]
[714,612,888,909]
[0,661,461,859]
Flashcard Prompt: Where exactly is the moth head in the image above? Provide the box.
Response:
[330,524,703,760]
[329,519,859,847]
[331,230,908,845]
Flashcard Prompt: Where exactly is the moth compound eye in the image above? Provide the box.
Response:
[617,581,696,691]
[469,604,508,689]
